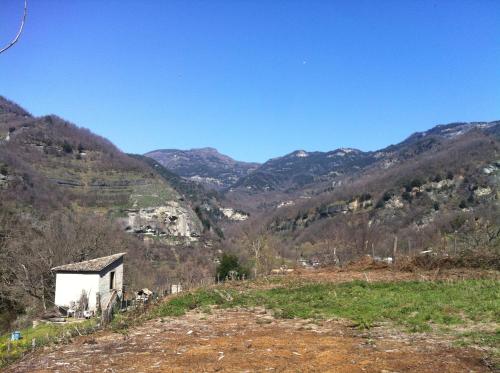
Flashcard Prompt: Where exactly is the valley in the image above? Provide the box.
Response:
[0,96,499,371]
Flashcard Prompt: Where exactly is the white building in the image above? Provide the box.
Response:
[52,253,125,312]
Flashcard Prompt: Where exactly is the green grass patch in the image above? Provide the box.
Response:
[0,320,97,368]
[155,279,499,333]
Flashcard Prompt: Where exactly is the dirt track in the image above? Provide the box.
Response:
[7,307,489,373]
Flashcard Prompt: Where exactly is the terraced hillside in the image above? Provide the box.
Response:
[0,96,203,242]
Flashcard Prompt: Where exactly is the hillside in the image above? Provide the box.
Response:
[0,96,218,332]
[0,96,206,242]
[145,147,259,190]
[224,124,500,267]
[230,121,500,195]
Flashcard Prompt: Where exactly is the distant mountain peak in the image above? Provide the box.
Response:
[292,150,309,158]
[145,148,259,190]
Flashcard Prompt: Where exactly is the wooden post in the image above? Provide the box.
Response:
[371,243,375,259]
[393,236,398,264]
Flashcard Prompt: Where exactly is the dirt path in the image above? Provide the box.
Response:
[7,308,488,373]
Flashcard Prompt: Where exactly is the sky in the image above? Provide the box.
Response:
[0,1,499,163]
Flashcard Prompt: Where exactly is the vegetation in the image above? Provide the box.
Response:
[0,319,97,368]
[216,253,249,281]
[154,279,499,332]
[148,277,500,367]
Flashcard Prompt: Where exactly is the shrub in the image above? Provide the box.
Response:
[410,178,423,188]
[62,141,73,154]
[382,191,393,202]
[402,191,412,202]
[216,253,249,281]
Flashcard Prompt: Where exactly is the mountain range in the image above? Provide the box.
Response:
[147,121,500,196]
[2,95,499,332]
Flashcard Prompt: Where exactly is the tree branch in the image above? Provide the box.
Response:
[0,0,28,55]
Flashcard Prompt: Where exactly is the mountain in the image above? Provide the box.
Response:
[230,121,500,195]
[0,96,206,243]
[225,121,500,266]
[0,96,231,332]
[145,147,259,190]
[231,148,376,193]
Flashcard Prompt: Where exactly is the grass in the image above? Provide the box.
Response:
[130,180,178,208]
[153,279,499,333]
[150,278,499,366]
[0,319,97,368]
[3,278,499,368]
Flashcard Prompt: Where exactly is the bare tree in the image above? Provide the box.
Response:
[0,0,27,55]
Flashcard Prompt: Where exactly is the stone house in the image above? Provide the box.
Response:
[52,253,125,313]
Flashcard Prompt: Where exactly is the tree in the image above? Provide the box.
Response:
[216,253,248,281]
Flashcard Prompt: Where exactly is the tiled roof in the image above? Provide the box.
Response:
[51,253,126,273]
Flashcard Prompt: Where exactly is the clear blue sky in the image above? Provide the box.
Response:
[1,1,499,162]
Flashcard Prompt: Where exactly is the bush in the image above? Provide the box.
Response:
[402,191,412,202]
[216,253,249,281]
[410,178,423,188]
[62,141,73,154]
[382,191,393,202]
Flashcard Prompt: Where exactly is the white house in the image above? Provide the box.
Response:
[52,252,125,312]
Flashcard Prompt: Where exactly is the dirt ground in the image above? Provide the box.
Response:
[290,266,500,284]
[6,268,497,373]
[7,310,490,373]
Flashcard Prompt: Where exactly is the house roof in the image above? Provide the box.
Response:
[51,253,126,273]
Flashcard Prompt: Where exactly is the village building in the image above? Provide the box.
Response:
[52,253,126,313]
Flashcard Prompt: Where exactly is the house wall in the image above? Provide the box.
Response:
[98,261,124,309]
[54,273,100,311]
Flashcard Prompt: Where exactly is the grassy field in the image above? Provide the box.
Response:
[154,279,499,331]
[151,278,499,362]
[3,278,499,368]
[150,279,500,369]
[0,319,97,367]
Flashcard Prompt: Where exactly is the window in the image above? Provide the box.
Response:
[109,271,115,290]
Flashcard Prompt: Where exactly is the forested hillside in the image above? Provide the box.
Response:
[222,124,500,271]
[0,97,217,332]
